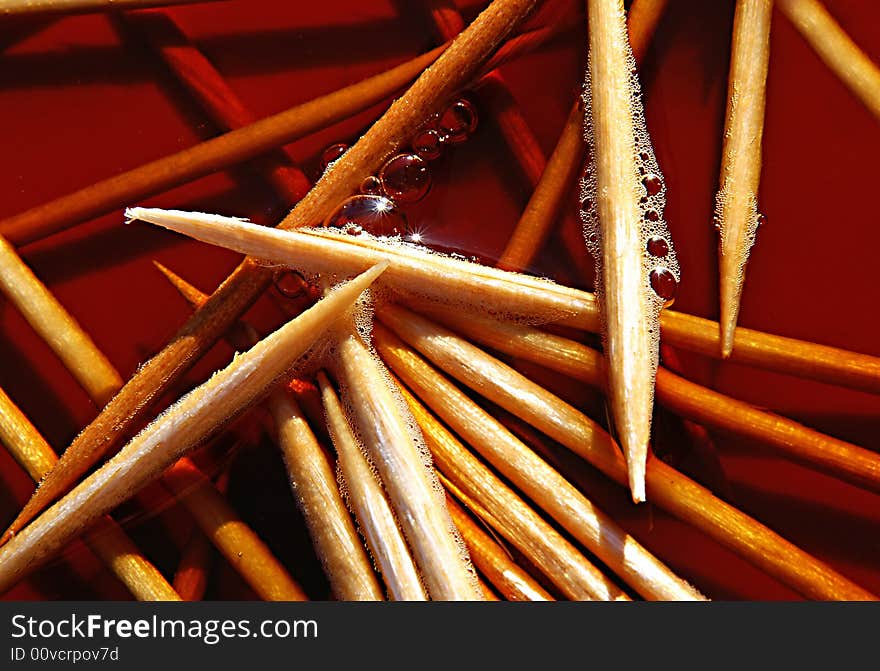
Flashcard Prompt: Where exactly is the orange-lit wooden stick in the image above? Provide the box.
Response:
[0,387,180,601]
[777,0,880,121]
[162,458,307,601]
[0,0,224,17]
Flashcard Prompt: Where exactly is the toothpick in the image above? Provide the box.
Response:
[716,0,773,357]
[268,391,384,600]
[0,0,224,17]
[129,207,880,395]
[584,0,678,501]
[157,262,383,600]
[162,457,308,601]
[420,304,880,495]
[0,264,385,594]
[386,306,876,600]
[397,377,622,600]
[375,319,703,601]
[317,373,427,601]
[0,387,180,601]
[173,530,214,600]
[443,491,554,601]
[0,235,122,407]
[777,0,880,121]
[332,324,481,600]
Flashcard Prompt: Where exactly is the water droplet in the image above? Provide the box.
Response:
[379,153,431,203]
[650,267,677,301]
[324,194,407,237]
[645,209,659,222]
[274,270,307,298]
[756,213,767,227]
[360,175,383,195]
[412,129,442,160]
[642,173,662,196]
[646,236,669,257]
[438,98,478,144]
[320,143,348,171]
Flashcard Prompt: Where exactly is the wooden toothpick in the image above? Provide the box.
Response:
[0,387,181,601]
[716,0,773,357]
[583,0,679,501]
[777,0,880,121]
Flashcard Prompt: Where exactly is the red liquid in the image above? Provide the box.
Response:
[0,0,878,600]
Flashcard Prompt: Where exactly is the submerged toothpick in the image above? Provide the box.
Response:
[582,0,680,502]
[716,0,773,357]
[0,265,385,594]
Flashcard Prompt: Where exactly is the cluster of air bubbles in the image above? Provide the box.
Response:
[317,97,478,237]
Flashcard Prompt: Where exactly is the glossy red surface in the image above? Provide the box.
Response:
[0,0,878,600]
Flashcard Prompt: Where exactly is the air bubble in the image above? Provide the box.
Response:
[324,195,407,237]
[757,213,767,227]
[320,143,348,171]
[645,209,659,222]
[650,267,678,301]
[438,99,478,144]
[642,173,662,196]
[412,129,443,160]
[379,153,431,204]
[646,236,669,257]
[360,175,383,195]
[274,270,307,298]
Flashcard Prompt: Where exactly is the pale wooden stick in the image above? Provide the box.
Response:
[419,304,880,495]
[161,458,307,601]
[0,264,385,594]
[627,0,669,63]
[716,0,773,357]
[0,235,122,406]
[443,490,553,601]
[375,321,702,601]
[398,379,621,601]
[332,324,481,600]
[777,0,880,121]
[156,262,384,600]
[0,387,180,601]
[0,0,223,16]
[318,373,427,601]
[128,207,880,395]
[586,0,671,501]
[383,307,876,600]
[269,392,384,600]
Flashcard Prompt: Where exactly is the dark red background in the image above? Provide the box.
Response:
[0,0,878,600]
